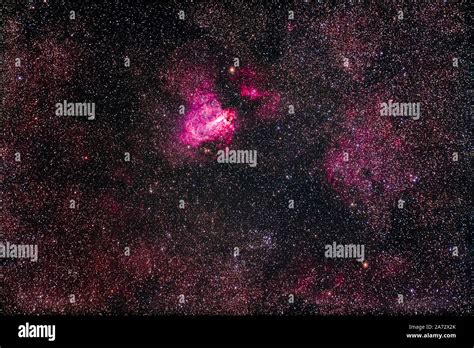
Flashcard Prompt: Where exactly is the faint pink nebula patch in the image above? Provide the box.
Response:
[237,67,281,119]
[240,85,263,100]
[322,93,420,228]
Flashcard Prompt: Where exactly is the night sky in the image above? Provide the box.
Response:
[2,0,471,315]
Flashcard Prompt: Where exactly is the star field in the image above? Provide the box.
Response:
[1,1,470,315]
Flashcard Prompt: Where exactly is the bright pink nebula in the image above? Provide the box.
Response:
[179,91,236,147]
